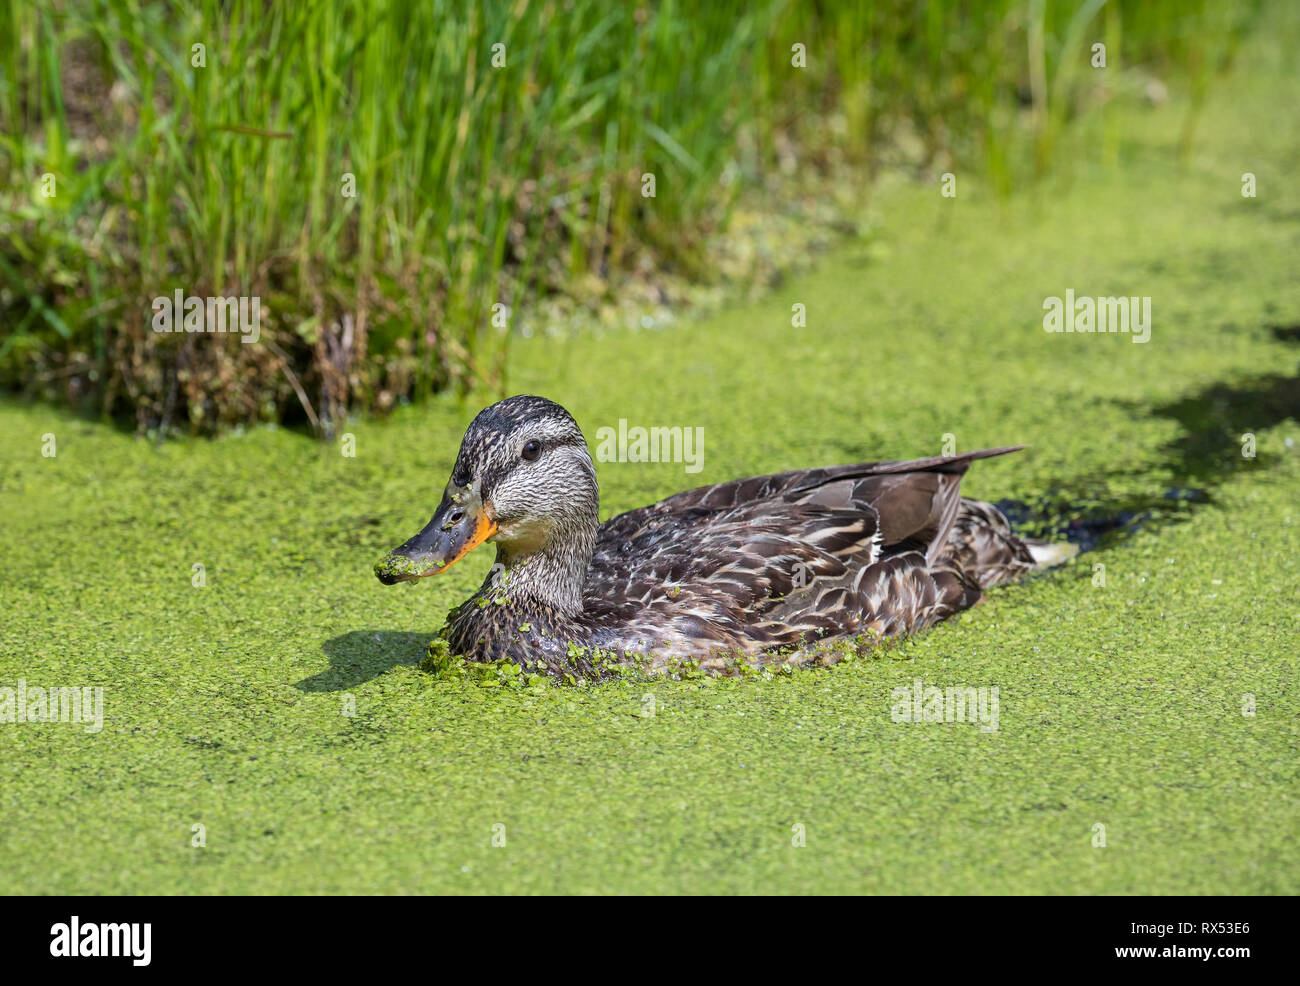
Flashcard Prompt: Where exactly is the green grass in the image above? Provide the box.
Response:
[2,6,1298,894]
[1,0,1257,431]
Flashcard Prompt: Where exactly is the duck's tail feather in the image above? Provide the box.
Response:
[1023,539,1080,569]
[861,444,1027,477]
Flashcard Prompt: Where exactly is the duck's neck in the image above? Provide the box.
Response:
[491,524,595,617]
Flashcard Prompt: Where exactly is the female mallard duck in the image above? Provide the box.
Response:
[375,395,1071,677]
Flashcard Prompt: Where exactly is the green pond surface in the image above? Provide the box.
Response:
[3,29,1298,894]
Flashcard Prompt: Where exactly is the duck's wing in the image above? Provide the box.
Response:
[595,447,1023,565]
[585,500,881,648]
[586,448,1023,651]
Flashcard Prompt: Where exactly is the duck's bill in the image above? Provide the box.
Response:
[374,492,497,585]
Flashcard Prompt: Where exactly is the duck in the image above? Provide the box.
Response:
[375,395,1073,678]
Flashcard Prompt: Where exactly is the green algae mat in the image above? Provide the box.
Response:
[4,51,1299,898]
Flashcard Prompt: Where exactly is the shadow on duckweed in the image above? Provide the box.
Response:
[1004,321,1299,554]
[1134,324,1300,483]
[297,630,437,692]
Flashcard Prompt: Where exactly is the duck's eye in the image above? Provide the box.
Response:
[521,440,542,461]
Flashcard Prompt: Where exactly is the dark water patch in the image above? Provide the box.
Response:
[998,486,1211,554]
[182,736,226,751]
[320,711,390,748]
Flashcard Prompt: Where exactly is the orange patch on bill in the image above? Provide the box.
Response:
[435,515,498,573]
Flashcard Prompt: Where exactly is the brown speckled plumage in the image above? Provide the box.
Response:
[377,396,1056,677]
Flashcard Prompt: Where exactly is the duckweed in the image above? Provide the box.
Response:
[3,30,1299,892]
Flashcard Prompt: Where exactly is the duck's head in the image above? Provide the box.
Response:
[374,395,599,596]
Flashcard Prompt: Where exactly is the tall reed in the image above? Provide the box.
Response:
[0,0,1260,434]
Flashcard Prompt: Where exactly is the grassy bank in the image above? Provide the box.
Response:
[2,5,1297,894]
[1,0,1257,433]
